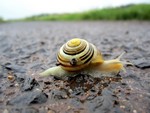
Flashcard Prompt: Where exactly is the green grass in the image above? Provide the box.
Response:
[0,17,4,23]
[16,4,150,21]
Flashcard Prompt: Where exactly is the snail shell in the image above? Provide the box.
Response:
[57,38,103,71]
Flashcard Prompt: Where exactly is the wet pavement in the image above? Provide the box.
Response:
[0,21,150,113]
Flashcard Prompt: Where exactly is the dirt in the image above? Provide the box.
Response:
[0,21,150,113]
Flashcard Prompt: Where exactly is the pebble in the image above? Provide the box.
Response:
[3,109,9,113]
[67,106,71,110]
[7,75,14,81]
[15,83,19,87]
[47,110,55,113]
[120,105,125,109]
[133,110,137,113]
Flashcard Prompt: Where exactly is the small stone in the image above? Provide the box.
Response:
[7,75,14,81]
[15,83,19,87]
[69,89,73,93]
[120,105,125,109]
[3,109,9,113]
[47,110,55,113]
[67,106,71,110]
[133,110,137,113]
[139,94,143,97]
[35,88,41,91]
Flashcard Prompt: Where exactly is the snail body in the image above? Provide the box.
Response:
[40,38,132,78]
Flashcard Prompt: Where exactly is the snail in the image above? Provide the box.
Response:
[40,38,132,78]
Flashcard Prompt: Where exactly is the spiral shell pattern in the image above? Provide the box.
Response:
[57,38,100,71]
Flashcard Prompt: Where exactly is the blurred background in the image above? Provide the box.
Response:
[0,1,150,113]
[0,0,150,22]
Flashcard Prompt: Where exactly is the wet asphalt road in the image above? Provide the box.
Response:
[0,21,150,113]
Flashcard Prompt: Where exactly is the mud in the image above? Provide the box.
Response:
[0,21,150,113]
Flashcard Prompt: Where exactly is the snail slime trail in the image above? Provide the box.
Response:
[40,38,132,78]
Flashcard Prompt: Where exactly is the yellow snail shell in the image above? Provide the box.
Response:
[57,38,103,71]
[40,38,132,78]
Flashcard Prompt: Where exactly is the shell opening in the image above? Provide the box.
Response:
[70,58,77,66]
